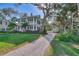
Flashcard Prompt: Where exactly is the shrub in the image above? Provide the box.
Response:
[54,31,79,43]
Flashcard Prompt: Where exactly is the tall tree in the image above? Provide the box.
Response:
[54,3,78,32]
[33,3,55,33]
[1,8,17,20]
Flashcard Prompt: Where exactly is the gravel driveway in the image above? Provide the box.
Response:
[4,32,56,56]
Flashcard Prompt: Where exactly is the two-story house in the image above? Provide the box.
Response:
[12,14,42,32]
[26,15,42,31]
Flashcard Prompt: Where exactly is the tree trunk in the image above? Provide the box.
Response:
[77,3,79,34]
[42,18,47,34]
[77,3,79,19]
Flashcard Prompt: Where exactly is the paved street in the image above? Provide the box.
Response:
[4,32,56,56]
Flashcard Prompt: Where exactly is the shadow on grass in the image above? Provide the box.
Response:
[50,39,79,56]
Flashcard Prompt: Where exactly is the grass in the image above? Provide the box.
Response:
[0,33,40,45]
[59,41,79,56]
[50,36,79,56]
[0,33,40,55]
[0,42,16,55]
[44,45,53,56]
[45,31,79,56]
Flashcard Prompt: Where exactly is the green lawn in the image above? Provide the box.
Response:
[0,33,40,55]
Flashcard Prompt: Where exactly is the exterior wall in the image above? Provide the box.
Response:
[0,20,8,31]
[25,16,42,31]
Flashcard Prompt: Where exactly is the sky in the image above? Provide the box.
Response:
[0,3,53,23]
[0,3,44,18]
